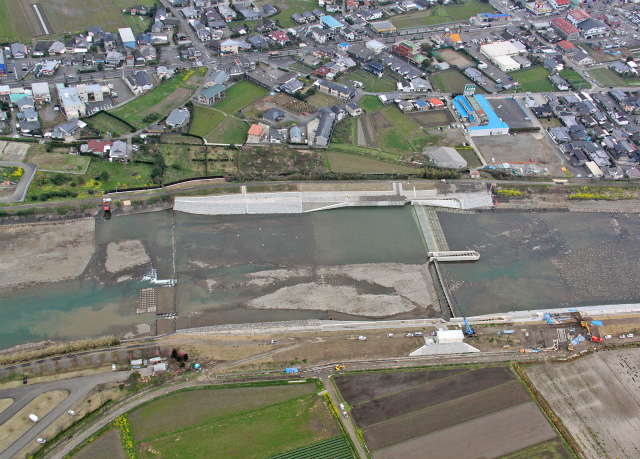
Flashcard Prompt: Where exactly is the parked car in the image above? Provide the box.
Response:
[405,333,414,337]
[387,333,394,338]
[357,336,367,340]
[37,438,46,444]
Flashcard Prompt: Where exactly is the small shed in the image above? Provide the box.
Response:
[436,329,464,344]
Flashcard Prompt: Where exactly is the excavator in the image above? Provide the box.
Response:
[580,320,603,344]
[335,365,346,371]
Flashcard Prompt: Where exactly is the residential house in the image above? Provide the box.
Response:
[32,42,47,57]
[48,41,66,55]
[610,60,632,76]
[204,70,229,88]
[281,78,304,94]
[125,75,142,95]
[289,125,305,144]
[109,140,129,161]
[549,74,570,91]
[135,71,153,92]
[11,43,27,59]
[31,82,51,104]
[220,39,241,54]
[557,40,577,54]
[364,61,384,77]
[246,124,265,143]
[268,30,289,45]
[551,18,579,40]
[261,108,285,122]
[262,4,278,16]
[80,139,113,155]
[58,86,86,119]
[577,19,609,39]
[464,67,487,86]
[316,80,357,100]
[196,84,226,105]
[571,50,595,66]
[313,107,336,147]
[345,102,363,116]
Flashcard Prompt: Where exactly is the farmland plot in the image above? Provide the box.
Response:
[335,366,570,459]
[408,109,455,128]
[71,428,127,459]
[525,349,640,459]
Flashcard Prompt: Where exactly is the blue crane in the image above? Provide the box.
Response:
[445,281,475,337]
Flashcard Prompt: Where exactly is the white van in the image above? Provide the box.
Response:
[29,414,39,423]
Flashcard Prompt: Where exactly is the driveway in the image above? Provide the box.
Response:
[0,371,129,459]
[0,160,37,203]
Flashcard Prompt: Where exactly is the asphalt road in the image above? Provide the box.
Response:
[0,161,37,204]
[0,371,129,459]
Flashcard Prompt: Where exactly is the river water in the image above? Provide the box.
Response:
[0,207,428,349]
[2,207,639,350]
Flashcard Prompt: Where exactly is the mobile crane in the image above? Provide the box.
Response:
[446,281,475,337]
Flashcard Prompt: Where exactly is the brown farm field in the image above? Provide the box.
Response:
[437,48,474,69]
[335,365,569,459]
[408,109,455,128]
[525,350,640,459]
[374,403,557,459]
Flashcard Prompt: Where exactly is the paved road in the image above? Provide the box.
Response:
[0,371,129,459]
[324,375,368,459]
[0,160,37,204]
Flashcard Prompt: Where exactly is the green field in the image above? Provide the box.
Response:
[0,0,158,42]
[509,66,554,93]
[125,383,344,459]
[25,152,90,173]
[456,147,482,168]
[268,436,354,459]
[255,0,318,28]
[391,0,494,29]
[110,68,205,129]
[340,70,397,93]
[358,95,384,113]
[326,152,421,174]
[588,67,627,87]
[559,69,591,90]
[189,106,249,144]
[429,69,481,94]
[497,438,574,459]
[381,106,422,137]
[213,81,268,114]
[85,113,134,137]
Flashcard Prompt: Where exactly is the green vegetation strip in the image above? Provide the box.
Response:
[114,415,136,459]
[213,81,269,114]
[266,436,353,459]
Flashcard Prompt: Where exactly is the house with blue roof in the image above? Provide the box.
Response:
[321,15,344,30]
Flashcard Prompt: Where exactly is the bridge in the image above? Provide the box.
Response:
[428,251,481,262]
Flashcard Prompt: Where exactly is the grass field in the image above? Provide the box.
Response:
[84,113,134,137]
[391,0,494,29]
[189,106,249,144]
[25,152,90,173]
[429,69,481,94]
[306,92,344,109]
[497,439,573,459]
[588,67,627,87]
[456,147,482,168]
[254,0,317,28]
[326,152,421,173]
[71,428,127,459]
[559,69,591,90]
[408,110,454,128]
[0,0,158,42]
[215,81,268,114]
[110,68,205,129]
[509,66,554,93]
[127,383,343,459]
[359,95,384,113]
[340,70,397,93]
[381,106,422,137]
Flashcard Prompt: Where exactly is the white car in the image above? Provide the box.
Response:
[37,438,46,444]
[357,336,367,340]
[406,333,414,337]
[68,410,76,416]
[604,335,612,339]
[627,334,634,338]
[387,333,394,338]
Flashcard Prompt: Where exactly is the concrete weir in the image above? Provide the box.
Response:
[173,184,493,215]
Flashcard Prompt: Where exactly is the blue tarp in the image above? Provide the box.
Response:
[591,320,603,326]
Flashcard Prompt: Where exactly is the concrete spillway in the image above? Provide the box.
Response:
[173,184,493,216]
[429,251,481,262]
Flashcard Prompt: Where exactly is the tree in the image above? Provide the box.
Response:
[171,348,178,359]
[420,42,432,53]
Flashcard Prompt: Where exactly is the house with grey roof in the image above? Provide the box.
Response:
[204,70,229,88]
[289,125,306,144]
[135,71,153,92]
[261,108,285,122]
[313,107,336,147]
[166,107,190,128]
[316,80,356,100]
[281,78,304,94]
[110,140,129,161]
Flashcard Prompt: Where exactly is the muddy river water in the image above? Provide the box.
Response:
[1,207,639,349]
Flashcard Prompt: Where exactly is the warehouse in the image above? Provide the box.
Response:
[493,55,521,72]
[480,41,520,59]
[119,28,136,49]
[427,146,468,169]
